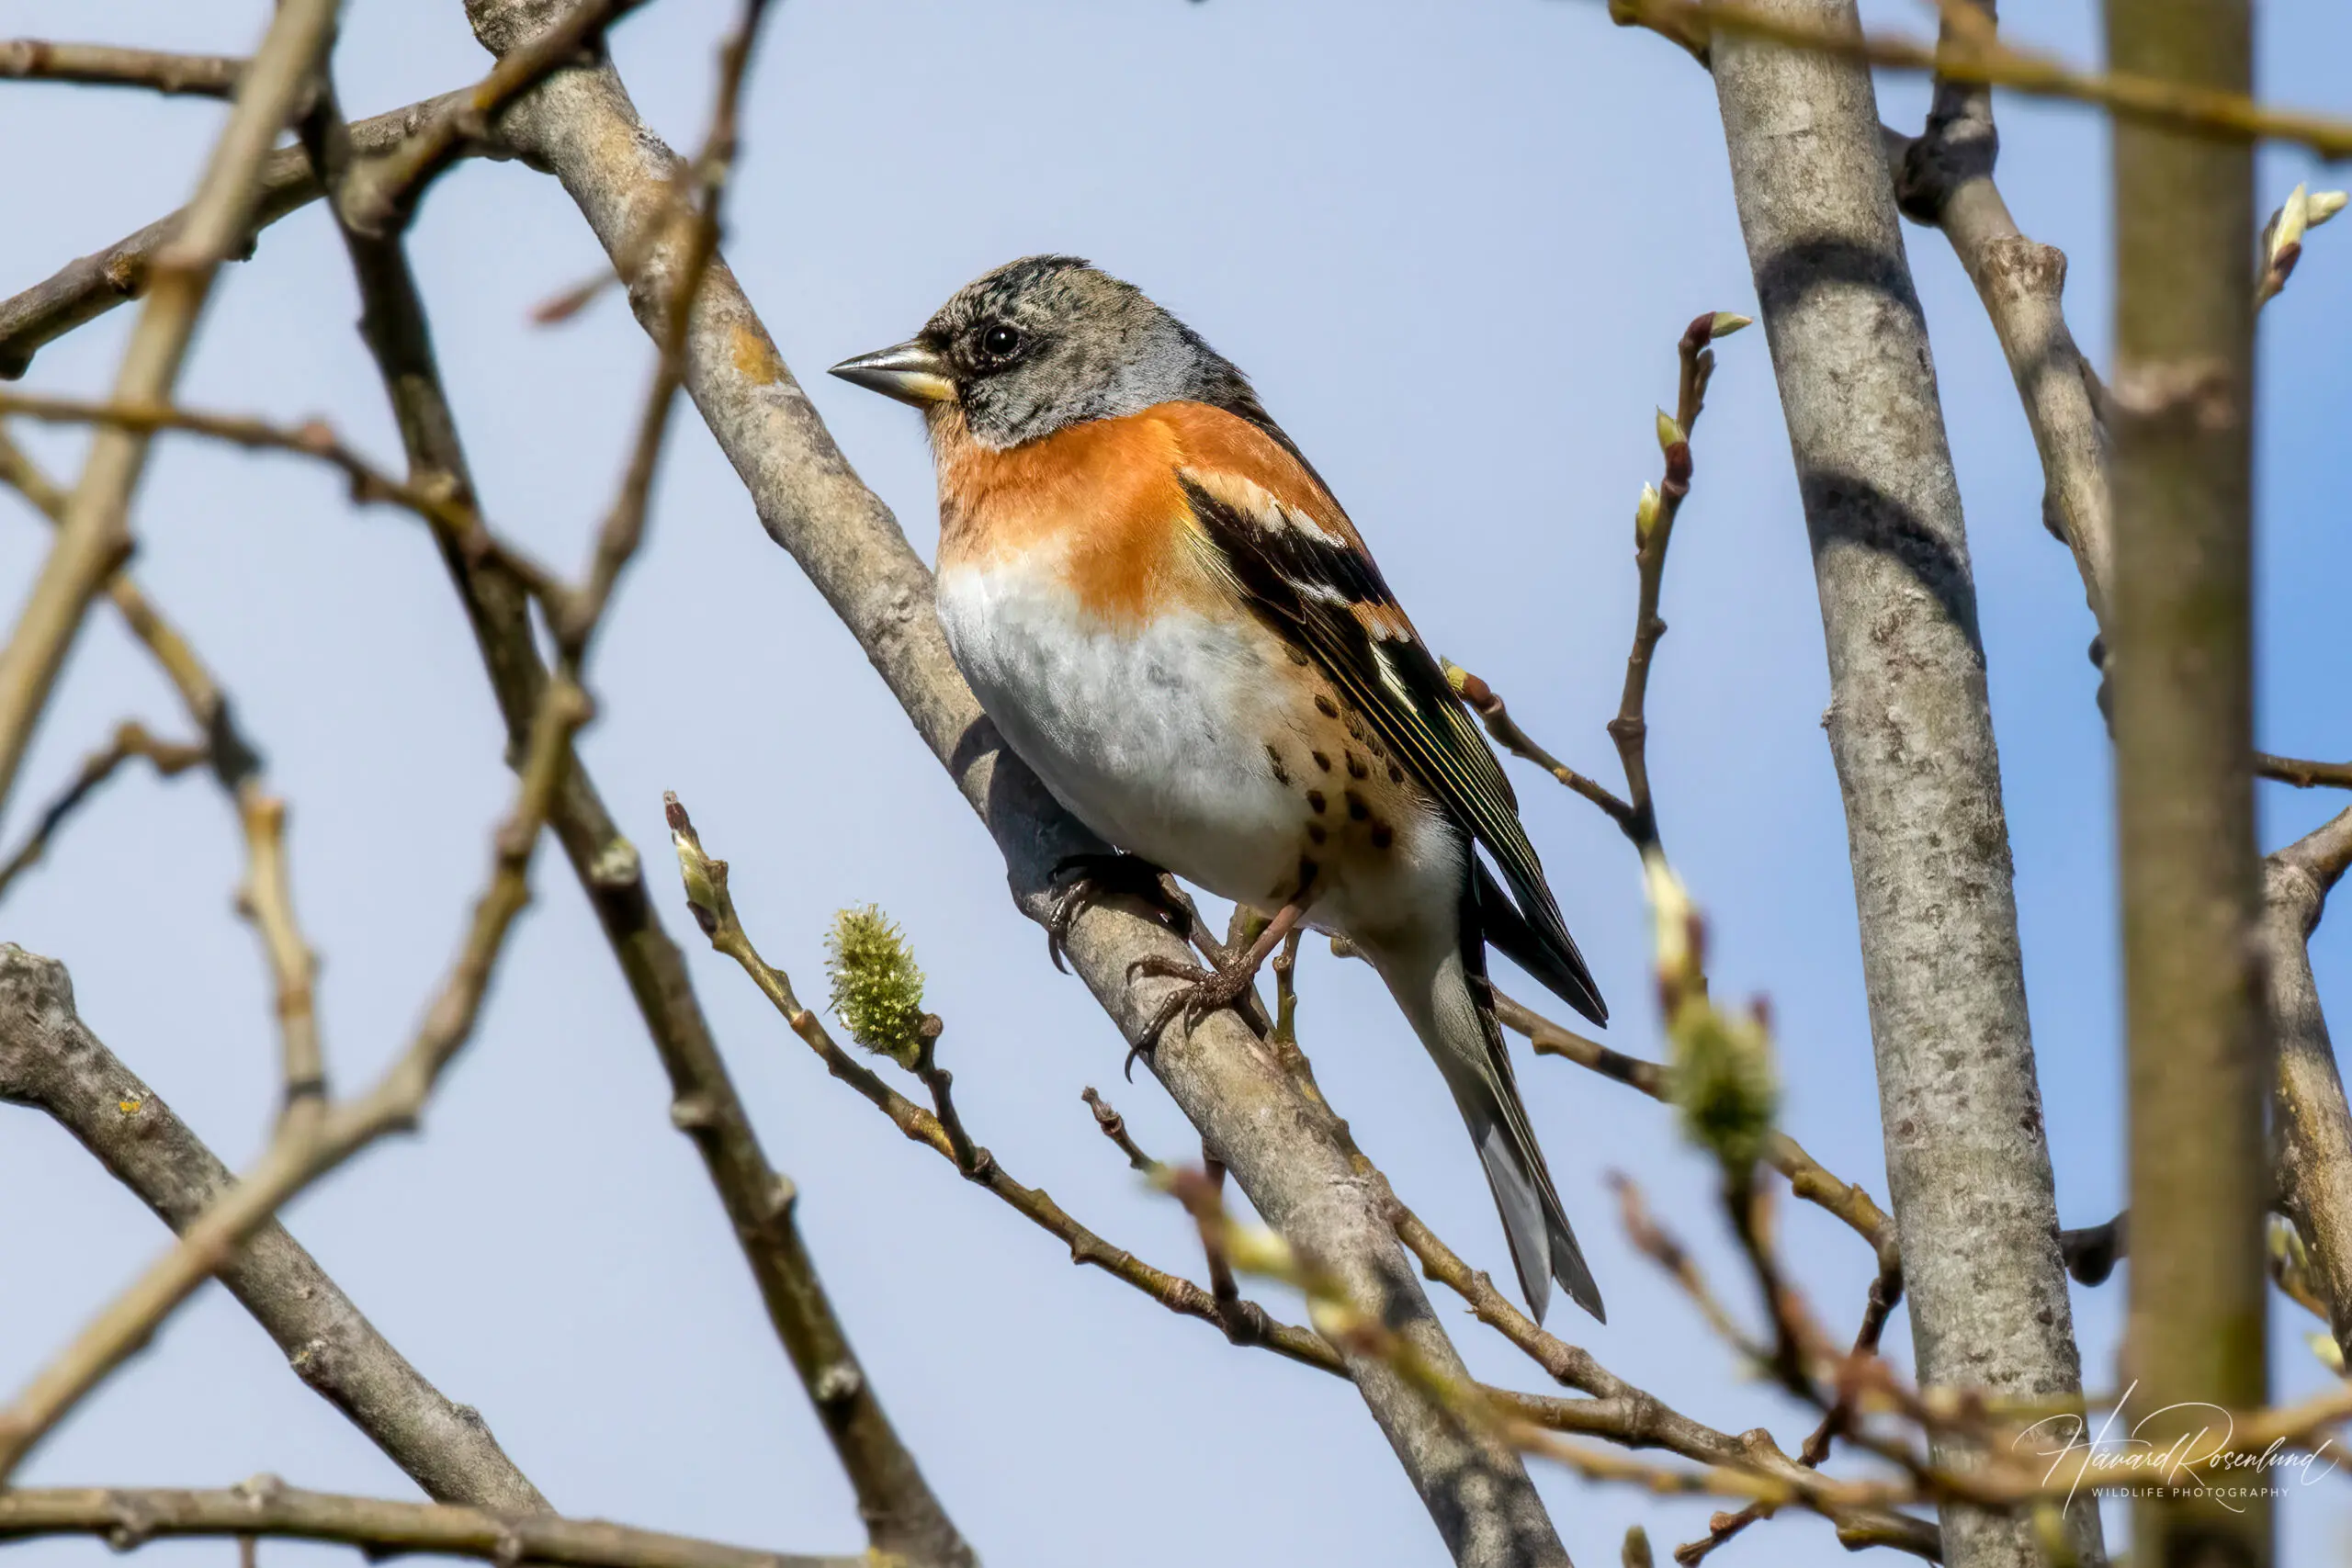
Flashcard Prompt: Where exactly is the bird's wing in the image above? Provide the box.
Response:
[1157,401,1607,1026]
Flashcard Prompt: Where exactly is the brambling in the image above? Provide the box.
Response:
[832,256,1608,1323]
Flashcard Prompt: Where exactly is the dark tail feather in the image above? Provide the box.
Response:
[1387,909,1606,1325]
[1476,861,1607,1027]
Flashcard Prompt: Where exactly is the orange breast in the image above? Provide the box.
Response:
[933,407,1199,629]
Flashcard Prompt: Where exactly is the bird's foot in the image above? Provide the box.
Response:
[1044,852,1194,974]
[1122,949,1271,1077]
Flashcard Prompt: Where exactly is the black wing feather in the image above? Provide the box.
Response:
[1181,475,1607,1027]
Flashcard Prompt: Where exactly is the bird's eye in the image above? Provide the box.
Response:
[979,323,1022,359]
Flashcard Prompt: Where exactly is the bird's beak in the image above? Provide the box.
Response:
[828,340,956,408]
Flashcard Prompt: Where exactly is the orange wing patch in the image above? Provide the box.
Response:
[1154,401,1362,548]
[927,399,1382,634]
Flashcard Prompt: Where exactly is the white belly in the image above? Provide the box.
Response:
[936,553,1306,908]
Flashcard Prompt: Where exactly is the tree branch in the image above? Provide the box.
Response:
[1611,0,2352,158]
[2107,0,2267,1559]
[0,90,493,381]
[0,1480,857,1568]
[0,719,204,898]
[304,20,972,1563]
[0,0,339,840]
[463,11,1576,1558]
[666,795,1338,1371]
[2265,805,2352,1365]
[0,40,245,97]
[1884,1,2114,685]
[0,679,585,1483]
[1709,6,2101,1564]
[0,949,548,1510]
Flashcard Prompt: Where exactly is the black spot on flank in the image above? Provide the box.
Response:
[1345,752,1368,780]
[1345,715,1366,742]
[1314,694,1340,718]
[1306,822,1327,845]
[1297,855,1320,892]
[1370,821,1395,850]
[1345,790,1370,821]
[1306,790,1327,814]
[1286,645,1311,666]
[1265,744,1290,785]
[1311,750,1332,772]
[1387,761,1406,784]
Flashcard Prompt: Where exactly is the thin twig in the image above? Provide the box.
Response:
[338,0,659,235]
[0,944,548,1507]
[0,0,339,836]
[1673,1259,1905,1564]
[550,0,766,663]
[2258,753,2352,792]
[1609,0,2352,159]
[0,720,204,899]
[0,679,586,1483]
[665,794,1334,1371]
[0,425,263,794]
[0,392,565,604]
[1081,1086,1159,1173]
[1493,988,1899,1268]
[0,1480,858,1568]
[1456,310,1742,852]
[0,40,244,97]
[309,21,972,1568]
[0,90,491,381]
[232,792,325,1116]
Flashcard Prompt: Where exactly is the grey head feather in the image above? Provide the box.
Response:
[918,255,1272,449]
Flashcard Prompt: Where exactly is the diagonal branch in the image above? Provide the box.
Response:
[463,12,1575,1561]
[302,20,972,1565]
[0,1480,858,1568]
[0,719,204,898]
[0,90,492,381]
[2265,803,2352,1364]
[0,948,548,1510]
[0,40,245,97]
[0,678,586,1483]
[0,0,344,829]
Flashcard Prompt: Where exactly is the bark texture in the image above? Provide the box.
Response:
[2107,5,2267,1560]
[1709,7,2098,1566]
[2267,816,2352,1364]
[0,945,547,1511]
[458,6,1570,1562]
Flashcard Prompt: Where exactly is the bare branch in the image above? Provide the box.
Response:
[2258,752,2352,792]
[0,720,204,899]
[0,680,586,1483]
[1710,6,2100,1563]
[0,40,244,97]
[0,949,547,1509]
[1612,0,2352,158]
[2267,804,2352,1362]
[0,391,565,601]
[470,11,1576,1558]
[665,794,1333,1372]
[1884,1,2114,671]
[0,91,493,381]
[0,1480,857,1568]
[0,0,343,829]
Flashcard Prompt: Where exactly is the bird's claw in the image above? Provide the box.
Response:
[1121,952,1261,1077]
[1043,852,1192,974]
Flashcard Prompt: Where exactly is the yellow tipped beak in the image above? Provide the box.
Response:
[828,340,956,408]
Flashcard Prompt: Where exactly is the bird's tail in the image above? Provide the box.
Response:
[1374,926,1604,1325]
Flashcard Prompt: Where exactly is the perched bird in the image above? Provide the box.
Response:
[831,256,1609,1323]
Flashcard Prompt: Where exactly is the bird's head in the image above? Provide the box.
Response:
[830,255,1258,449]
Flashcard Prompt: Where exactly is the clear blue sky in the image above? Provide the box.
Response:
[1,2,2346,1563]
